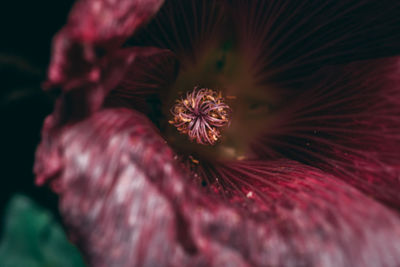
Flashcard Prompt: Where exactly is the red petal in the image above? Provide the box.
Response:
[231,1,400,86]
[48,0,164,86]
[128,0,227,62]
[45,46,174,129]
[104,48,178,115]
[67,0,164,43]
[252,57,400,209]
[35,109,400,266]
[42,0,166,128]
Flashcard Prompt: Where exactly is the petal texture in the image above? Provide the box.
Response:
[35,109,400,267]
[252,57,400,209]
[232,0,400,86]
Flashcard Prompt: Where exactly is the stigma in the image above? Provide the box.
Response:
[169,87,232,145]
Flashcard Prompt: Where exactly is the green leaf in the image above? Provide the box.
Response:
[0,195,86,267]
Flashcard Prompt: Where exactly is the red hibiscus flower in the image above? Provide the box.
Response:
[34,0,400,266]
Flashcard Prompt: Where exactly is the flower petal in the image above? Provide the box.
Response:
[67,0,164,43]
[42,0,166,128]
[128,0,227,62]
[35,108,400,266]
[199,159,400,266]
[104,48,178,116]
[48,0,164,86]
[44,46,175,129]
[252,57,400,209]
[231,0,400,85]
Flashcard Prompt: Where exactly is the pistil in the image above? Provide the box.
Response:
[169,87,232,145]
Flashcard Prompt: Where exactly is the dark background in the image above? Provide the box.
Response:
[0,0,75,233]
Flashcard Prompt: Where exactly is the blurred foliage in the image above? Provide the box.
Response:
[0,195,86,267]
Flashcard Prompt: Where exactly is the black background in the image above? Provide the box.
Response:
[0,0,75,232]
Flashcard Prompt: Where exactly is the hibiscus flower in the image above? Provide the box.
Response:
[34,0,400,266]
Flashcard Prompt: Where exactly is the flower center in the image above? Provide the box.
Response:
[159,40,283,161]
[169,87,232,145]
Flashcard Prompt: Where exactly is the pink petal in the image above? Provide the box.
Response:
[252,57,400,209]
[48,0,164,86]
[104,48,178,115]
[45,46,174,129]
[35,108,400,267]
[128,0,227,62]
[231,0,400,86]
[42,0,166,128]
[67,0,164,43]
